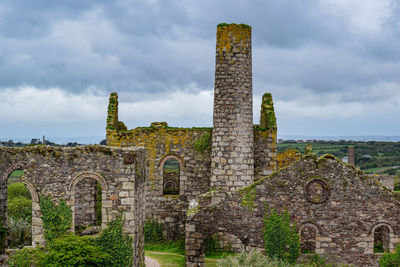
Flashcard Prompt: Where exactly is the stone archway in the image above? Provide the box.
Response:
[371,223,395,253]
[21,179,43,246]
[68,172,109,231]
[299,222,320,254]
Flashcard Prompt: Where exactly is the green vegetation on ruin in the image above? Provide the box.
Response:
[194,131,212,153]
[217,23,251,28]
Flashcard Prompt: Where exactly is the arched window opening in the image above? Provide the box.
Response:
[300,225,317,254]
[204,232,244,255]
[6,169,32,248]
[74,178,102,235]
[163,158,180,195]
[374,225,390,253]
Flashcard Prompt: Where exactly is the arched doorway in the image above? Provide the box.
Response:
[374,224,391,253]
[69,173,108,235]
[6,169,32,248]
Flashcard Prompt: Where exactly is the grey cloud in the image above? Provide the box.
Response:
[0,0,399,137]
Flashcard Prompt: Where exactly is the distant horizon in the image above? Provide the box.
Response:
[1,134,400,145]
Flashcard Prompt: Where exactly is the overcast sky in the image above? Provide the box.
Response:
[1,0,399,140]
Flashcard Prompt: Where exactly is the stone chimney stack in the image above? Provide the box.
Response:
[348,146,355,167]
[210,24,254,191]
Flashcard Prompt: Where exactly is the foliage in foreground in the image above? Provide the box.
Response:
[218,251,351,267]
[264,208,300,264]
[380,245,400,267]
[9,197,133,267]
[95,213,133,267]
[39,196,72,244]
[7,217,31,248]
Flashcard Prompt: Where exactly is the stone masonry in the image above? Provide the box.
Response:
[0,146,146,267]
[211,24,254,191]
[185,154,400,267]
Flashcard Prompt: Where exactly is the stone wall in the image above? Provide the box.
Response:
[211,24,254,191]
[185,154,400,267]
[75,178,98,227]
[106,99,276,239]
[0,145,146,267]
[107,122,213,239]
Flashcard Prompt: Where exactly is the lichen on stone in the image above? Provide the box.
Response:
[260,93,276,129]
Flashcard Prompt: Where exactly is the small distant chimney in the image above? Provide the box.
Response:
[348,146,355,166]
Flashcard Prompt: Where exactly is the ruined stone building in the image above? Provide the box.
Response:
[1,23,399,267]
[106,24,400,267]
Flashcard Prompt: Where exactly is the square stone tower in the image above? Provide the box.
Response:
[211,24,254,191]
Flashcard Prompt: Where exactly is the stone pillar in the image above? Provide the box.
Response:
[348,146,355,167]
[211,24,254,191]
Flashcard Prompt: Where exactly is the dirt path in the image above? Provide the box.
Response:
[145,256,160,267]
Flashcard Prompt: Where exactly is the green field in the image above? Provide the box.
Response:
[278,141,400,176]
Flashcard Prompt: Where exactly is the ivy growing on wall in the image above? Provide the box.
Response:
[194,131,212,153]
[39,196,72,244]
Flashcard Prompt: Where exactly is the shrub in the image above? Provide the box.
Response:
[263,208,300,264]
[39,196,72,243]
[95,213,133,266]
[7,183,31,200]
[144,218,164,243]
[7,196,32,221]
[380,244,400,267]
[7,247,45,267]
[217,250,278,267]
[42,234,112,266]
[7,217,31,248]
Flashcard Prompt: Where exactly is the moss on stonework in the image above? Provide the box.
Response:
[106,92,119,130]
[260,93,276,129]
[194,131,212,153]
[239,187,256,211]
[217,23,251,28]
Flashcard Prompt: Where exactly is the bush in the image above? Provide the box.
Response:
[39,196,72,243]
[7,183,31,200]
[217,250,281,267]
[7,246,45,267]
[8,213,133,267]
[42,235,112,266]
[144,218,164,243]
[263,208,300,264]
[7,196,32,221]
[380,244,400,267]
[95,213,133,266]
[7,217,31,248]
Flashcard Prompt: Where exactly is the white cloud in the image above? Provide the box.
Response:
[322,0,396,36]
[0,87,107,122]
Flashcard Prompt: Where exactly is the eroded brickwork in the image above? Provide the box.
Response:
[0,146,146,267]
[185,155,400,267]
